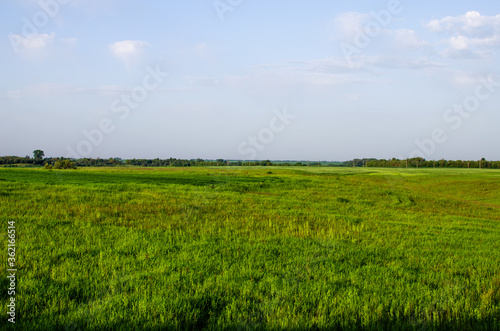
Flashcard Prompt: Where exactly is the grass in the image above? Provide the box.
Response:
[1,166,499,330]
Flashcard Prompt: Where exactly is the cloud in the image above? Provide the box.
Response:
[199,55,445,99]
[219,71,368,99]
[372,57,443,70]
[9,83,192,101]
[425,12,500,58]
[447,34,500,50]
[187,76,221,87]
[184,66,372,101]
[72,85,132,96]
[72,85,196,96]
[297,55,443,74]
[448,35,469,50]
[109,40,150,66]
[426,11,500,36]
[392,29,431,50]
[8,33,78,58]
[333,12,372,39]
[9,32,55,53]
[109,40,150,56]
[332,12,435,64]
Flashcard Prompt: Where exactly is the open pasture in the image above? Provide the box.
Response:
[1,167,499,330]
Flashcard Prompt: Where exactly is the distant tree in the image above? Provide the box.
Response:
[53,159,76,170]
[33,150,44,165]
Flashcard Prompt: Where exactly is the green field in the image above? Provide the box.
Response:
[1,167,499,330]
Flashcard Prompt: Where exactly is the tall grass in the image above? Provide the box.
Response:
[0,167,499,330]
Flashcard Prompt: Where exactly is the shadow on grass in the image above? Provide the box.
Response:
[6,315,499,331]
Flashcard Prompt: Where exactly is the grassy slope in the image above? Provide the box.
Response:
[0,167,499,330]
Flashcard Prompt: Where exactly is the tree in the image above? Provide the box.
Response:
[33,150,44,165]
[53,159,76,170]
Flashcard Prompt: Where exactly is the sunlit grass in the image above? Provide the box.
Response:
[0,167,499,330]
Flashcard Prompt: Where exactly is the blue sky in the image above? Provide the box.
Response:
[1,0,499,160]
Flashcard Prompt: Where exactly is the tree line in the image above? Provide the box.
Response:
[0,151,499,169]
[366,158,500,169]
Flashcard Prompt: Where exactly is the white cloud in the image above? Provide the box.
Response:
[333,12,372,39]
[189,54,444,95]
[9,33,55,52]
[108,40,150,67]
[447,34,500,50]
[72,85,131,96]
[448,35,469,50]
[220,71,366,97]
[392,29,431,50]
[109,40,150,57]
[374,57,443,70]
[187,76,221,87]
[441,33,500,58]
[426,11,500,36]
[8,33,78,58]
[72,85,194,96]
[425,12,500,58]
[301,55,443,73]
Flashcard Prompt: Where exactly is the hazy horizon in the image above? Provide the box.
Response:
[2,1,499,161]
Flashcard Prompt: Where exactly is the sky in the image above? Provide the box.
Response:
[1,0,499,161]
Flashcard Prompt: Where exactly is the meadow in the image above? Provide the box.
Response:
[0,166,499,330]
